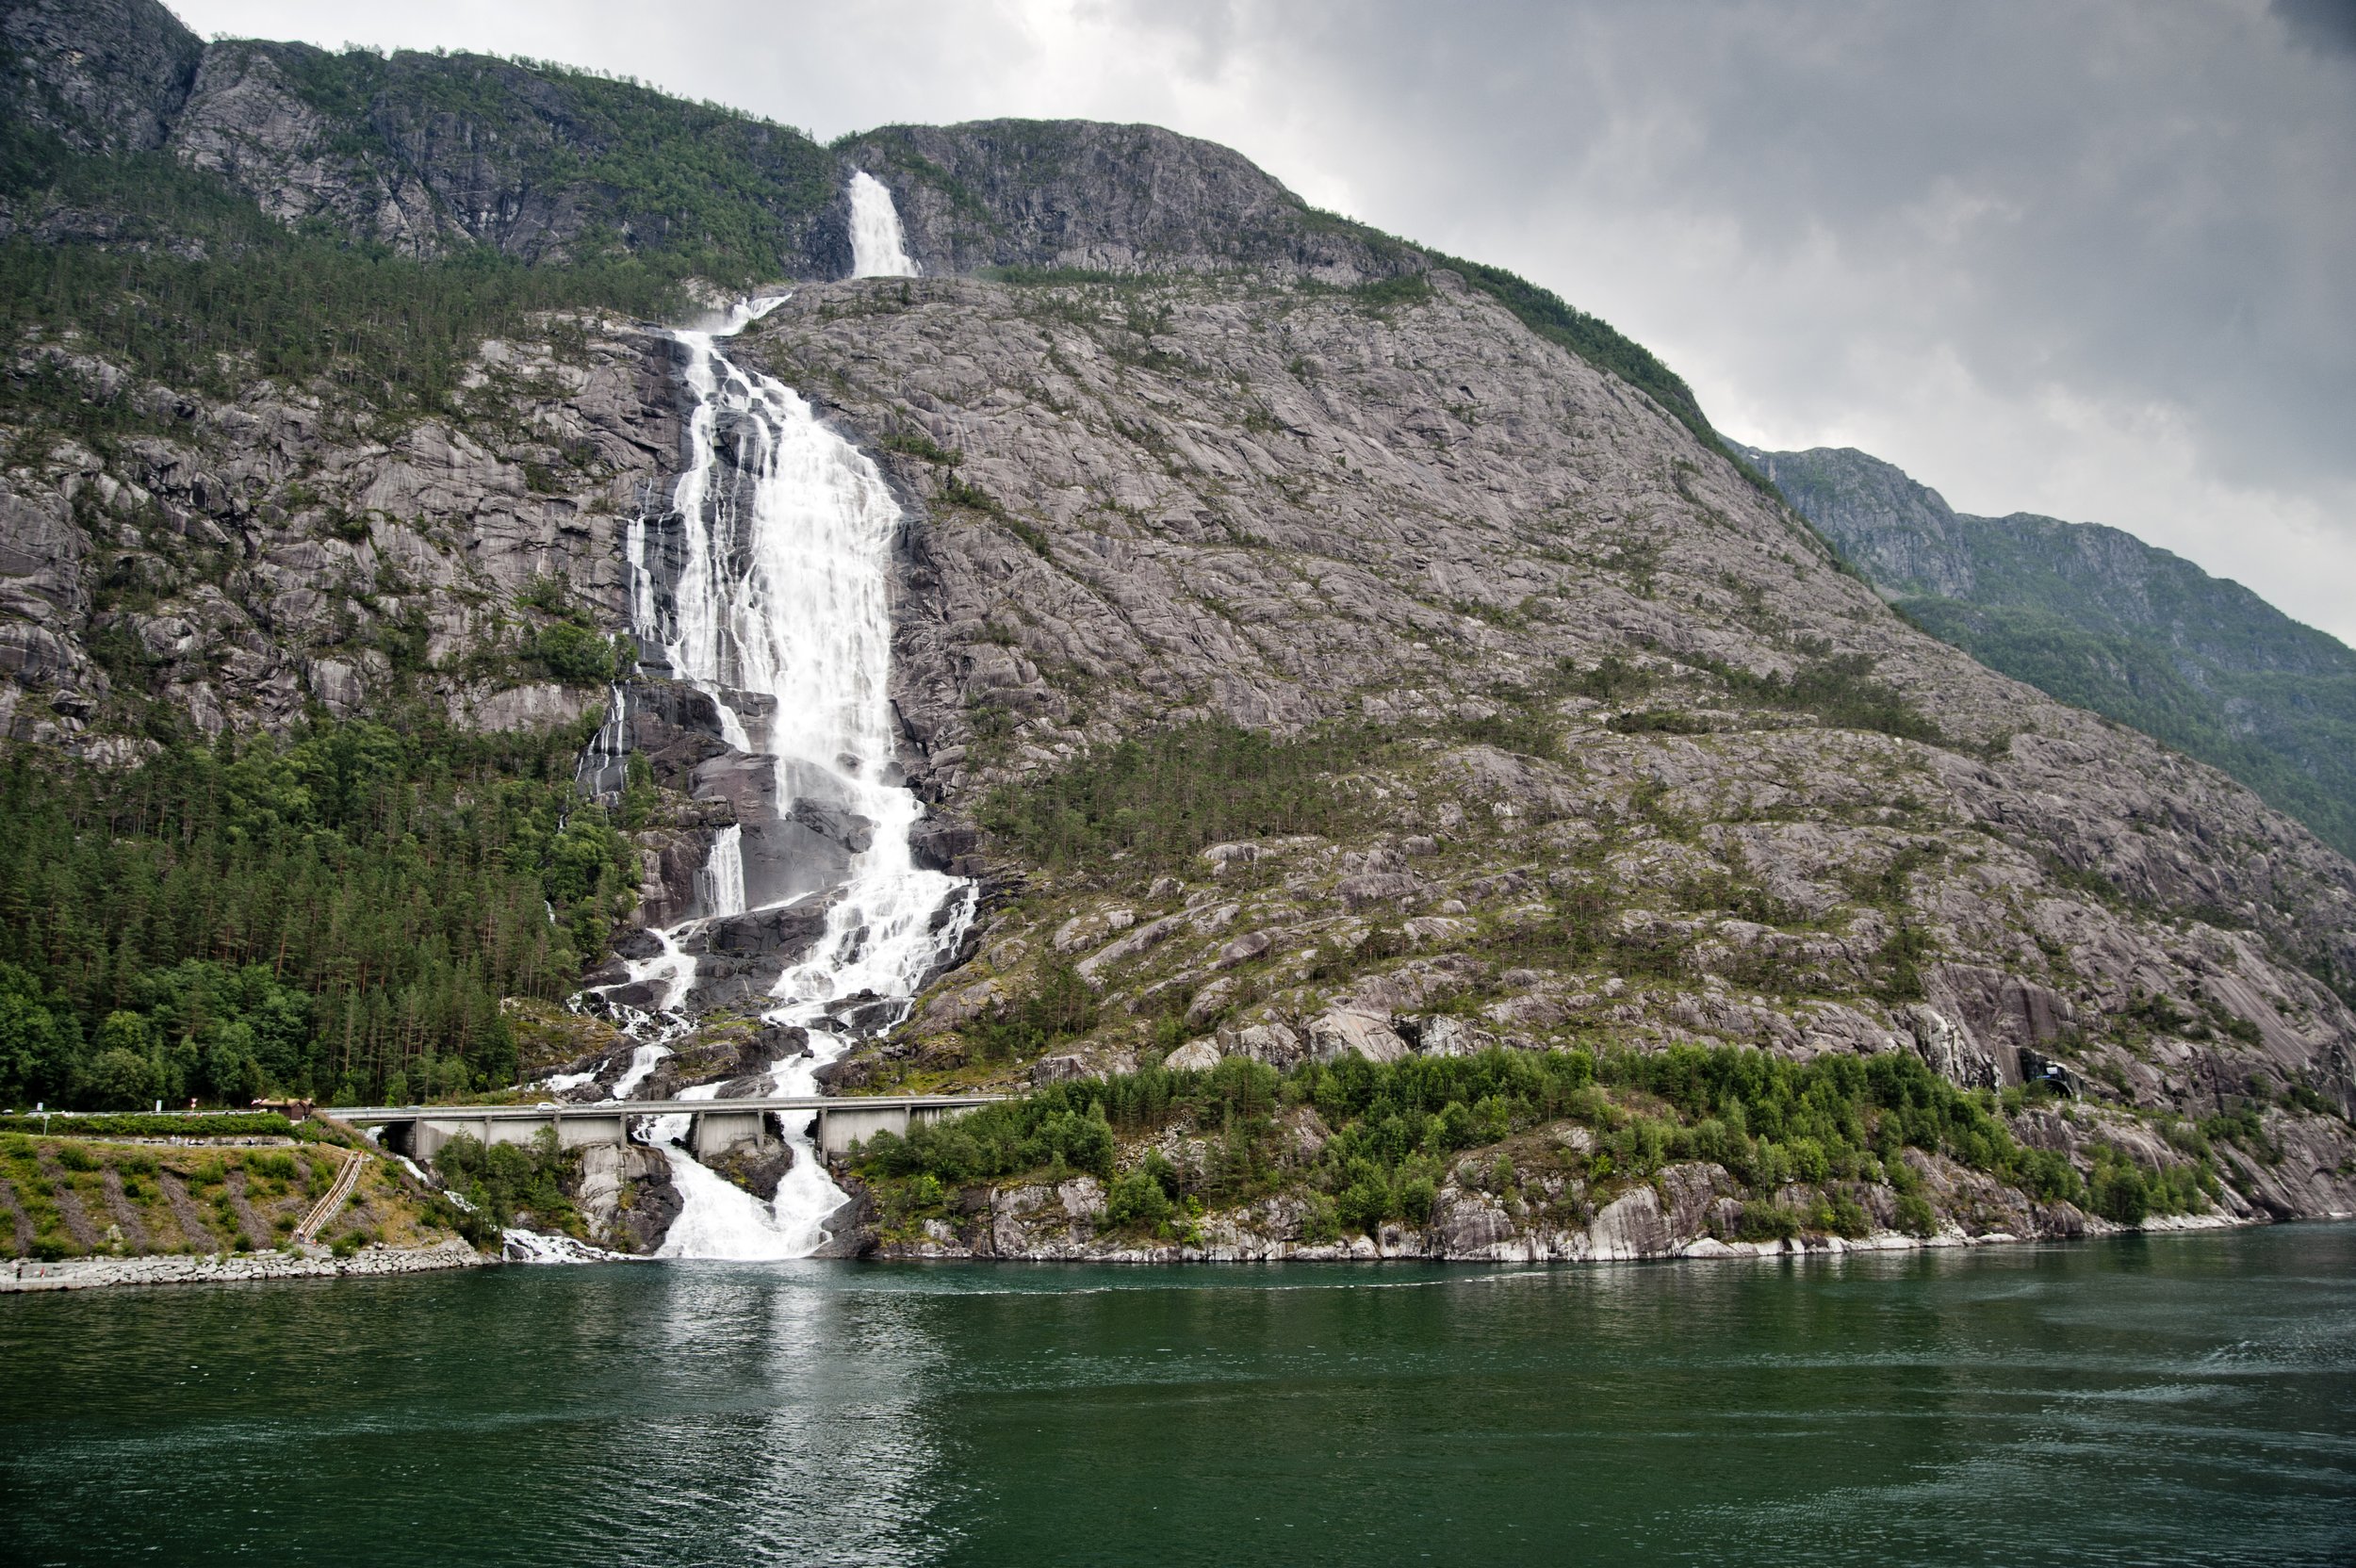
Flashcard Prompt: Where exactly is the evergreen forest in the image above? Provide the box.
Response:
[0,718,638,1110]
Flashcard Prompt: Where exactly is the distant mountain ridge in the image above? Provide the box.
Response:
[1745,444,2356,857]
[0,0,1748,478]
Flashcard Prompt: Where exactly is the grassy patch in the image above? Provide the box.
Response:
[0,1133,406,1258]
[1698,653,1944,743]
[976,719,1399,874]
[0,1113,292,1137]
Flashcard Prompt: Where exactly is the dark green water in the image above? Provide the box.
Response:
[4,1225,2352,1566]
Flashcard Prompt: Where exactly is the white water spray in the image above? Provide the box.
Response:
[847,171,921,278]
[607,256,971,1258]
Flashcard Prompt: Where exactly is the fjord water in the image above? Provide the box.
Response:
[6,1226,2351,1566]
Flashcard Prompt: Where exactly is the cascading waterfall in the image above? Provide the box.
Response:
[596,202,969,1256]
[847,171,921,278]
[693,824,746,925]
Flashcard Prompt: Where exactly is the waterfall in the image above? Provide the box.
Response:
[694,824,747,921]
[847,171,921,278]
[601,274,973,1259]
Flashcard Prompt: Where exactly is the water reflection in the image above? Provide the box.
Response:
[2,1229,2350,1566]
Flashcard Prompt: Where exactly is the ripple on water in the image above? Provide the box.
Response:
[1,1224,2350,1566]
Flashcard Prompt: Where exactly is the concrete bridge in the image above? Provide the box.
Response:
[336,1094,1002,1166]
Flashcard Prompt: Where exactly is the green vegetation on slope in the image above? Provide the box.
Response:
[0,717,638,1110]
[976,720,1399,874]
[1897,596,2356,857]
[0,130,700,429]
[979,664,1946,884]
[258,43,838,279]
[1757,446,2356,858]
[430,1128,581,1245]
[0,1112,292,1137]
[0,1130,435,1261]
[852,1047,2215,1244]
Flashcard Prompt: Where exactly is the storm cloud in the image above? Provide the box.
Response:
[175,0,2356,639]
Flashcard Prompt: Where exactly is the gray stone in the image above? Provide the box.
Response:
[1307,1008,1410,1065]
[1163,1038,1221,1071]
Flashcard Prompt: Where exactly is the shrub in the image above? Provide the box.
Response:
[432,1127,575,1228]
[1399,1172,1437,1225]
[53,1143,97,1172]
[1894,1193,1938,1238]
[1826,1193,1871,1238]
[1736,1200,1802,1242]
[965,960,1098,1062]
[2014,1147,2084,1205]
[1298,1195,1342,1245]
[2088,1145,2152,1225]
[80,1047,157,1110]
[532,622,620,683]
[1104,1168,1173,1232]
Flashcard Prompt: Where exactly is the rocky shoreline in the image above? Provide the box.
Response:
[869,1200,2255,1266]
[4,1201,2311,1290]
[0,1237,487,1293]
[844,1134,2335,1266]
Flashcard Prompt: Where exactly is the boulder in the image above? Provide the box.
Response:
[1427,1186,1514,1256]
[1184,976,1237,1029]
[1410,1015,1489,1057]
[1163,1037,1220,1071]
[925,978,1004,1031]
[679,893,833,959]
[1214,930,1271,969]
[1307,1008,1410,1065]
[1030,1054,1089,1086]
[1217,1021,1309,1070]
[1587,1186,1672,1259]
[1906,1004,2000,1091]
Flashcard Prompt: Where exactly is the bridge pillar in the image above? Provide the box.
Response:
[816,1103,912,1158]
[689,1109,774,1161]
[556,1113,630,1151]
[405,1110,630,1164]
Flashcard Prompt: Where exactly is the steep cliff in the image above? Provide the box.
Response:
[2,2,2351,1245]
[1749,444,2356,858]
[0,0,202,155]
[721,274,2356,1141]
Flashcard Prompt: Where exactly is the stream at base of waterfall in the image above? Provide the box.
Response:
[563,266,970,1260]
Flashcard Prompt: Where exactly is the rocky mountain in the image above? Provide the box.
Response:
[1746,444,2356,859]
[1,0,2352,1255]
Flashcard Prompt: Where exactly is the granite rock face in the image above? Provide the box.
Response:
[727,270,2356,1215]
[568,1143,680,1255]
[8,8,1433,286]
[0,0,204,155]
[0,318,675,753]
[838,120,1417,283]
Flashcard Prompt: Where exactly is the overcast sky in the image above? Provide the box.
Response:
[173,0,2356,643]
